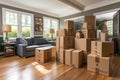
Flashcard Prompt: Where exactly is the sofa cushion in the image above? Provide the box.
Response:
[26,45,40,51]
[34,38,48,45]
[39,44,52,47]
[25,38,33,46]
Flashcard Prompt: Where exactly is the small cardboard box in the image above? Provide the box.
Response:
[56,37,60,51]
[64,21,74,29]
[60,49,65,64]
[81,29,96,38]
[87,54,113,76]
[72,50,83,68]
[97,41,114,57]
[60,37,69,49]
[75,38,91,52]
[58,29,67,36]
[101,32,108,42]
[69,36,75,48]
[65,49,74,66]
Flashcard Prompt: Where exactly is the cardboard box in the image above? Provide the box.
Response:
[83,22,96,29]
[83,51,90,64]
[58,29,67,36]
[97,41,114,57]
[35,48,52,63]
[64,21,74,29]
[56,37,60,51]
[75,31,84,39]
[56,50,60,61]
[72,50,83,68]
[75,38,91,52]
[60,49,65,64]
[91,41,97,55]
[84,16,96,28]
[69,36,75,48]
[101,32,108,42]
[65,49,74,66]
[87,54,113,76]
[81,29,96,38]
[60,37,69,49]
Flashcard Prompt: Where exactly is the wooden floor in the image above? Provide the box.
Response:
[0,56,120,80]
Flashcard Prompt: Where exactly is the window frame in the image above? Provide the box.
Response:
[2,8,34,40]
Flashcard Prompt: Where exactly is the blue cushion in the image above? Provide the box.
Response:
[34,38,47,45]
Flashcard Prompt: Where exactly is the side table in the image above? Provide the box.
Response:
[2,43,16,56]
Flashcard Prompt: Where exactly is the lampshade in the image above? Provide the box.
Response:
[2,25,12,32]
[50,28,55,34]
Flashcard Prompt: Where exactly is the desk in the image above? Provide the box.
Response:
[2,43,16,56]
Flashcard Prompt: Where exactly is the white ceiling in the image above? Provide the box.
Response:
[0,0,119,17]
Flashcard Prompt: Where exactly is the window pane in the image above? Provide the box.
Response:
[22,15,31,26]
[52,20,58,29]
[8,26,18,38]
[22,26,30,37]
[106,20,113,35]
[6,11,18,25]
[43,19,51,38]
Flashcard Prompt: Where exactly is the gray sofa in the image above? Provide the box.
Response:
[16,37,52,58]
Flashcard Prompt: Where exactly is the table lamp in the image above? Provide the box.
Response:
[2,24,11,42]
[50,28,55,41]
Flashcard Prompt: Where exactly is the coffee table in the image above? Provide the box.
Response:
[35,46,56,63]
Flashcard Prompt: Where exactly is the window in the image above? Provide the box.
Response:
[2,8,34,40]
[106,20,113,36]
[43,17,59,39]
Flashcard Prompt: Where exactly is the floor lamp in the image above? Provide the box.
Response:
[50,28,55,41]
[2,25,11,42]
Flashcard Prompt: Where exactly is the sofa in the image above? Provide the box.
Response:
[16,37,52,58]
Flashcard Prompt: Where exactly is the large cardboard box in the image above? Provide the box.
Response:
[64,21,74,29]
[69,36,75,48]
[56,37,60,51]
[84,16,96,28]
[75,38,91,52]
[60,49,65,64]
[97,41,114,57]
[58,29,67,36]
[83,22,96,29]
[87,54,113,76]
[72,50,83,68]
[91,41,114,57]
[65,49,74,66]
[60,37,69,49]
[81,29,96,38]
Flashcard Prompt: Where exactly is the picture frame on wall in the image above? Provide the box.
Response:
[34,17,43,35]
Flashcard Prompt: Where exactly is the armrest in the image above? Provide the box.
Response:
[17,44,27,57]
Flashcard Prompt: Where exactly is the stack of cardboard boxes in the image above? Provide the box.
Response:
[75,16,97,63]
[56,21,75,64]
[87,36,114,76]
